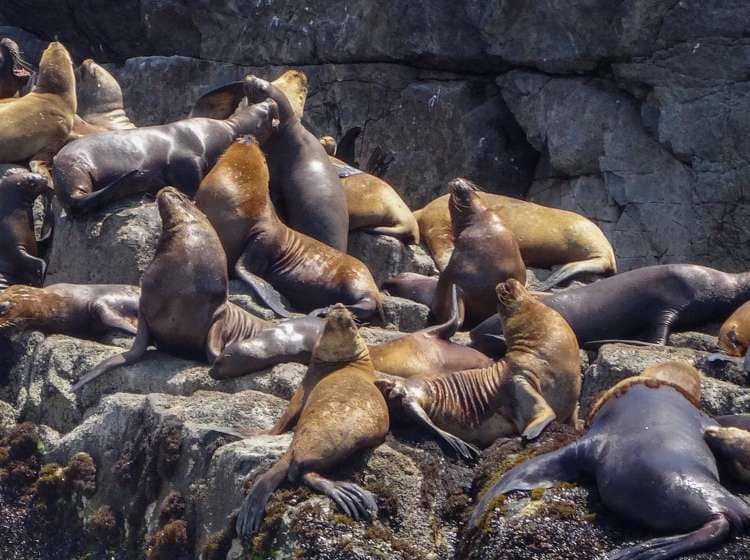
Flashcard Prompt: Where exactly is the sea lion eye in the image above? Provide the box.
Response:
[0,302,11,316]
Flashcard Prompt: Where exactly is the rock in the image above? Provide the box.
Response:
[348,232,437,287]
[0,400,16,430]
[381,296,430,333]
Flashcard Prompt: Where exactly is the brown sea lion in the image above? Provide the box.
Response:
[719,301,750,359]
[53,99,278,215]
[0,38,33,98]
[194,137,381,319]
[76,59,135,130]
[71,187,269,392]
[0,42,76,176]
[235,304,389,538]
[244,75,349,251]
[376,279,581,460]
[431,178,526,328]
[320,135,419,244]
[0,283,139,339]
[0,172,53,290]
[469,361,750,559]
[416,178,616,290]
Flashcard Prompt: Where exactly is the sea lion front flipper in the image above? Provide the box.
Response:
[467,441,583,531]
[606,515,730,560]
[71,316,150,392]
[234,258,294,318]
[704,425,750,483]
[645,308,679,345]
[266,386,306,436]
[16,247,46,286]
[510,376,556,441]
[302,471,377,521]
[190,81,245,119]
[236,451,292,539]
[197,424,260,439]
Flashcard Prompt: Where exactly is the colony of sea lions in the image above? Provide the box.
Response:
[3,36,750,559]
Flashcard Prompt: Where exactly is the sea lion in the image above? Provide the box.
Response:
[71,187,269,392]
[0,172,53,290]
[0,42,76,175]
[471,264,750,357]
[0,283,139,339]
[469,361,750,560]
[376,279,581,460]
[382,272,438,308]
[194,137,381,319]
[235,304,389,538]
[319,135,419,244]
[244,75,349,251]
[190,69,308,121]
[76,59,135,130]
[53,98,278,216]
[0,38,33,98]
[718,301,750,370]
[431,178,526,328]
[416,179,616,290]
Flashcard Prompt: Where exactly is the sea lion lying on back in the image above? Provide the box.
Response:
[53,99,278,215]
[416,179,616,290]
[234,305,389,538]
[319,135,419,244]
[194,137,381,319]
[0,283,139,339]
[469,361,750,560]
[0,38,34,98]
[377,279,581,461]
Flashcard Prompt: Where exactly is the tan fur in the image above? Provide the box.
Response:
[719,300,750,357]
[271,69,308,120]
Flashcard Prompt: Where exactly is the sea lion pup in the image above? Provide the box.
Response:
[416,179,616,290]
[235,304,389,538]
[194,137,381,319]
[71,187,269,392]
[319,135,419,244]
[431,178,526,328]
[52,98,278,216]
[76,59,135,130]
[0,38,34,98]
[244,75,349,252]
[0,283,139,339]
[468,361,750,560]
[471,264,750,356]
[0,172,53,290]
[0,42,76,174]
[376,279,581,461]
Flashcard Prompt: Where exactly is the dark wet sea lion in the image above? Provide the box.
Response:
[0,283,138,339]
[0,42,76,174]
[0,172,53,289]
[416,179,616,290]
[469,361,750,560]
[53,99,278,215]
[194,137,381,319]
[71,187,269,392]
[319,135,419,244]
[431,178,526,328]
[471,264,750,356]
[235,304,389,538]
[382,272,438,308]
[0,38,33,98]
[76,59,135,130]
[376,279,581,460]
[244,75,349,251]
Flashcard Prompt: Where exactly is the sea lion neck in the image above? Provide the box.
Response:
[34,42,76,111]
[449,189,486,237]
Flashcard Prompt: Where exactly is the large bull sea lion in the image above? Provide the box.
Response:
[469,361,750,560]
[194,137,381,319]
[471,264,750,356]
[53,99,278,215]
[376,279,581,461]
[416,179,616,290]
[235,305,389,538]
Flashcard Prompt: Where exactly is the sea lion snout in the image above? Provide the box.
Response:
[243,75,271,103]
[495,278,528,313]
[448,177,476,199]
[313,304,368,363]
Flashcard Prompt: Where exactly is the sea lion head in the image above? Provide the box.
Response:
[0,38,33,80]
[448,177,485,235]
[312,304,369,363]
[35,42,76,106]
[76,58,123,113]
[271,69,308,119]
[719,315,750,358]
[495,278,531,317]
[320,136,337,156]
[157,186,196,230]
[0,285,40,332]
[1,171,52,202]
[641,361,702,404]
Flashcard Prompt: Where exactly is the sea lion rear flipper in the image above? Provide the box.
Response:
[705,425,750,483]
[510,375,556,441]
[71,316,149,392]
[67,169,141,215]
[302,471,377,521]
[16,248,46,286]
[190,81,245,119]
[236,450,292,539]
[423,283,460,340]
[467,441,583,531]
[234,259,294,318]
[535,257,612,291]
[607,515,731,560]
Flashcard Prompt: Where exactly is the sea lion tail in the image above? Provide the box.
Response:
[234,259,294,318]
